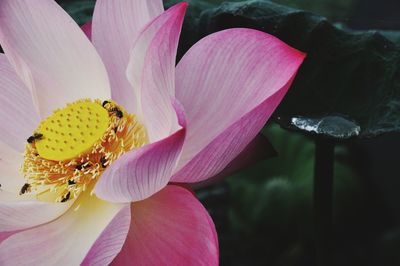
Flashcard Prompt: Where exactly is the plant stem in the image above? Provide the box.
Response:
[314,138,335,266]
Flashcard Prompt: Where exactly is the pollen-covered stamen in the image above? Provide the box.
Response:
[22,99,148,202]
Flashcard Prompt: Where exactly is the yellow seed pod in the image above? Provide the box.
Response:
[35,100,110,161]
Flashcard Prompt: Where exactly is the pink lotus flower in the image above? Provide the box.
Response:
[0,0,305,265]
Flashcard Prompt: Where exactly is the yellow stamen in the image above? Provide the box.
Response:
[22,99,148,202]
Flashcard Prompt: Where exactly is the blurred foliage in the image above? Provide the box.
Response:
[197,125,358,265]
[165,0,400,139]
[198,125,400,266]
[271,0,355,22]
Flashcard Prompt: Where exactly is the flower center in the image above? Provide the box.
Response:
[22,99,148,202]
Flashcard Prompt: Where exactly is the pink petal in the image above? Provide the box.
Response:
[111,185,218,266]
[0,199,73,232]
[126,3,187,142]
[0,0,111,118]
[173,89,290,183]
[92,0,163,113]
[0,192,130,265]
[0,54,39,152]
[81,21,92,40]
[81,205,131,266]
[95,101,186,202]
[172,29,305,183]
[0,54,38,197]
[0,141,25,194]
[0,231,17,244]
